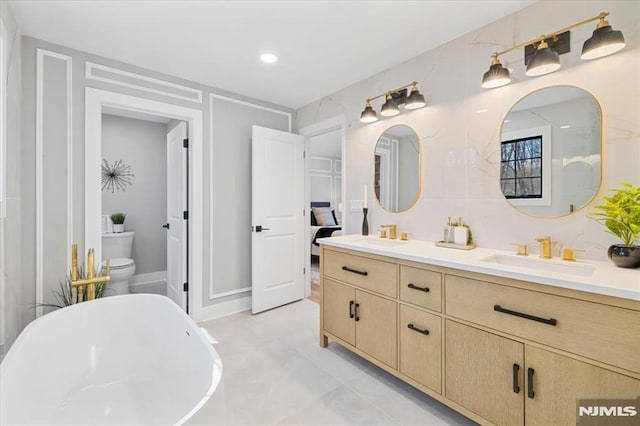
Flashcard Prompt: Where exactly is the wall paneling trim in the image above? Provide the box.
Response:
[85,61,203,104]
[35,48,73,317]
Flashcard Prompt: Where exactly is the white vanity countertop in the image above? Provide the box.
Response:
[320,234,640,302]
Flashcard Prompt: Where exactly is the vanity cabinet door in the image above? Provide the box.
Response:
[399,304,441,393]
[355,290,397,369]
[445,320,524,426]
[524,345,640,426]
[323,278,355,346]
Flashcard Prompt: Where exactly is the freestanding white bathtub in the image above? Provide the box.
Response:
[0,294,222,425]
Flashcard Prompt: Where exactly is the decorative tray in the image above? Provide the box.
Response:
[434,241,476,250]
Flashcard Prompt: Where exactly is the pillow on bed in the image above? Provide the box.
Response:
[310,210,318,226]
[312,207,337,226]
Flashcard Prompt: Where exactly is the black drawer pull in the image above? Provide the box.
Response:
[407,323,430,335]
[349,300,354,319]
[527,368,535,399]
[493,305,557,326]
[342,266,368,276]
[512,364,520,394]
[407,283,430,293]
[354,303,360,321]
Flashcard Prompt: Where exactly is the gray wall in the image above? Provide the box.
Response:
[209,98,288,298]
[102,114,167,275]
[1,1,22,357]
[18,35,292,331]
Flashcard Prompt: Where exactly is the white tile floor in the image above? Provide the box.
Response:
[188,299,476,425]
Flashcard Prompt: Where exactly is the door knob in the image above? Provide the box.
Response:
[162,223,170,229]
[254,225,270,232]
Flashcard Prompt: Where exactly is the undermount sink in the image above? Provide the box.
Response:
[355,237,408,247]
[480,254,595,277]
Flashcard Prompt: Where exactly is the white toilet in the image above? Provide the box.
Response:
[101,231,136,296]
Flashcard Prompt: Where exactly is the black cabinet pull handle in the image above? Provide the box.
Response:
[513,364,520,394]
[349,300,354,319]
[407,283,430,293]
[354,303,360,321]
[407,323,430,335]
[162,223,170,229]
[342,266,368,276]
[527,368,535,399]
[493,305,557,326]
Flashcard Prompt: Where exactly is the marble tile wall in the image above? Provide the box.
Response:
[295,1,640,261]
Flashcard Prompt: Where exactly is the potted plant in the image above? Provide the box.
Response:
[111,212,126,233]
[590,182,640,268]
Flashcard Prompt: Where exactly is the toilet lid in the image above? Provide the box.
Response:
[107,258,134,270]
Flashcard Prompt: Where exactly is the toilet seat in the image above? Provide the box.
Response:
[107,258,135,270]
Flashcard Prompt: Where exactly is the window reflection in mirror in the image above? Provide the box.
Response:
[501,86,601,217]
[374,125,421,212]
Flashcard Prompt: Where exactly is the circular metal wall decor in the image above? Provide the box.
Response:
[102,159,134,193]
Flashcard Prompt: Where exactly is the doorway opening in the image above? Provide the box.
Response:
[85,88,204,318]
[299,115,346,302]
[100,108,188,307]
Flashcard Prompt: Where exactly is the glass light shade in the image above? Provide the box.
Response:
[405,88,426,109]
[526,46,561,77]
[380,96,400,117]
[581,25,625,60]
[481,63,511,89]
[360,104,378,123]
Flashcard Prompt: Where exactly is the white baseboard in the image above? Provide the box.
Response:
[130,271,167,287]
[195,296,251,323]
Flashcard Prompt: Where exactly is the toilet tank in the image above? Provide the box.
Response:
[102,231,135,259]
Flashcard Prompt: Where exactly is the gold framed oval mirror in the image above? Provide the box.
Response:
[374,125,421,212]
[500,86,602,217]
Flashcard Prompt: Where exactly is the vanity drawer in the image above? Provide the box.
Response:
[445,275,640,373]
[323,249,397,298]
[399,266,442,312]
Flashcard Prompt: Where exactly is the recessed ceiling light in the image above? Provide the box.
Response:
[476,108,489,113]
[260,53,278,64]
[560,125,571,129]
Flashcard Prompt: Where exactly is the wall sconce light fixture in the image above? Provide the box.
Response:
[482,11,625,89]
[360,81,426,123]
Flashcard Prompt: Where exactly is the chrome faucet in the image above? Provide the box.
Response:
[381,224,397,240]
[535,237,552,259]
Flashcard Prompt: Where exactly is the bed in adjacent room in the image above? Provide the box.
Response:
[310,202,342,257]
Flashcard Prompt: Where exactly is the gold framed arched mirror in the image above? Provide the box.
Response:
[374,125,421,212]
[500,86,602,217]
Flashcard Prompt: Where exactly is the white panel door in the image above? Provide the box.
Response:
[251,125,305,314]
[166,122,187,311]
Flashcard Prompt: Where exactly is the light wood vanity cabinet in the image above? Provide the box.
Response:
[320,246,640,426]
[525,345,640,426]
[445,320,640,426]
[399,305,442,393]
[323,255,398,368]
[445,320,524,425]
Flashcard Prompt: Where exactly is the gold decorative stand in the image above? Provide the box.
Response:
[70,244,110,303]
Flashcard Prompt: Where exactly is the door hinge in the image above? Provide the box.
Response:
[303,209,305,216]
[183,282,189,292]
[183,138,189,148]
[303,151,306,159]
[183,210,189,220]
[303,267,306,275]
